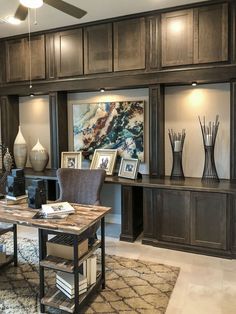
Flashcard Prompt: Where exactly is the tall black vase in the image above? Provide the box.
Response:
[170,151,184,180]
[202,145,219,182]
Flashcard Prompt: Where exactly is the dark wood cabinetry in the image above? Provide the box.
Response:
[190,192,227,250]
[55,29,83,77]
[161,9,194,67]
[84,23,112,74]
[5,38,26,82]
[143,188,156,241]
[157,189,191,244]
[161,3,228,67]
[27,35,46,80]
[5,35,45,82]
[114,17,146,71]
[143,185,230,256]
[147,15,161,70]
[193,3,228,64]
[120,185,143,242]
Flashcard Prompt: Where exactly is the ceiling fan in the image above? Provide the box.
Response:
[15,0,87,21]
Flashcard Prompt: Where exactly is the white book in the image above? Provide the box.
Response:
[86,255,97,286]
[90,255,97,285]
[41,202,75,217]
[56,278,87,294]
[56,271,87,290]
[56,283,87,299]
[6,194,27,201]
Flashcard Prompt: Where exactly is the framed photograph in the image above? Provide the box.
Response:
[90,149,117,175]
[61,152,82,169]
[118,158,140,179]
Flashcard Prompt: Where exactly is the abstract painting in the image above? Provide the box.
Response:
[73,101,144,161]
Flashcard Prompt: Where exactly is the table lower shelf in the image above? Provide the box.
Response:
[41,274,102,313]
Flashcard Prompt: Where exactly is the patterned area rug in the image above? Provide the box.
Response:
[0,235,179,314]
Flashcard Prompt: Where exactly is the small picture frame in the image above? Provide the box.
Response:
[118,158,140,179]
[61,152,82,169]
[90,149,117,175]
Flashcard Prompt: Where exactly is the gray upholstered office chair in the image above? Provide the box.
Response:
[56,168,106,241]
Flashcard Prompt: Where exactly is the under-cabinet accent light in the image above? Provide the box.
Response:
[20,0,43,9]
[30,93,34,97]
[192,82,197,87]
[100,88,105,93]
[5,15,22,25]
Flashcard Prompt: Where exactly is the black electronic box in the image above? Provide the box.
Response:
[28,179,47,209]
[7,168,25,197]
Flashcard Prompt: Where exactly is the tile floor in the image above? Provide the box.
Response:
[16,224,236,314]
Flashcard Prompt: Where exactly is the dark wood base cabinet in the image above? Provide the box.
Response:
[120,186,143,242]
[143,188,232,258]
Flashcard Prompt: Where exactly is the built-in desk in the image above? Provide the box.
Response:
[23,169,236,258]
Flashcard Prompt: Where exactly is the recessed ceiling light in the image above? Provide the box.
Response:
[5,16,22,25]
[20,0,43,9]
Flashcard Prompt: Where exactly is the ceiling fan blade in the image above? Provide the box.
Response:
[14,5,28,21]
[44,0,87,19]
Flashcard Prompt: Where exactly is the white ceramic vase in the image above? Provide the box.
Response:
[13,126,27,169]
[29,139,49,172]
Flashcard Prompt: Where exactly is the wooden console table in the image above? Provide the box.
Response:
[0,203,111,313]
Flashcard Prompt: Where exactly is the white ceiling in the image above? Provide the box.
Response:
[0,0,209,39]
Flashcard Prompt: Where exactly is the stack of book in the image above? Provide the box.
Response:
[0,244,6,263]
[56,271,87,299]
[3,194,28,205]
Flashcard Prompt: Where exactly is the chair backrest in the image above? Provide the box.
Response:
[56,168,106,205]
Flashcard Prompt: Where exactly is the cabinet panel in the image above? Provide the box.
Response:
[157,189,190,243]
[26,35,46,80]
[46,33,57,79]
[0,42,6,84]
[143,188,156,240]
[55,29,83,77]
[84,23,112,74]
[161,9,193,66]
[191,192,227,249]
[114,17,146,71]
[147,15,161,70]
[193,3,228,63]
[5,38,26,82]
[121,186,143,242]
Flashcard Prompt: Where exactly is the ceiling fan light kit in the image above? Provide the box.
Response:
[20,0,43,9]
[15,0,87,21]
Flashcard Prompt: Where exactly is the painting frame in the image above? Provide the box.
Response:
[118,158,140,180]
[73,100,144,161]
[90,149,117,175]
[61,151,82,169]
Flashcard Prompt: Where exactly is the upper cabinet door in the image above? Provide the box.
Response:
[55,29,83,78]
[26,35,46,80]
[193,3,228,64]
[147,15,161,71]
[5,38,26,82]
[161,9,194,67]
[84,23,112,74]
[114,17,146,71]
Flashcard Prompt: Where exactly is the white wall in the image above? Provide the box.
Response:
[19,95,51,168]
[165,83,230,179]
[67,88,149,222]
